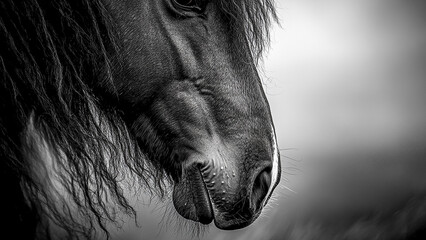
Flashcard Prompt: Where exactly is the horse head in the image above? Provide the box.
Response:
[104,0,280,229]
[0,0,280,237]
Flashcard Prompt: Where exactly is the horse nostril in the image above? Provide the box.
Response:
[251,166,272,211]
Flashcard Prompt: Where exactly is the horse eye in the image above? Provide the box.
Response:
[176,0,195,6]
[172,0,206,12]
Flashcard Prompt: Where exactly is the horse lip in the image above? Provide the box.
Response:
[192,168,214,224]
[214,218,256,230]
[172,165,214,225]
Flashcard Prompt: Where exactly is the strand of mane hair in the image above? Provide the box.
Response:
[0,0,164,239]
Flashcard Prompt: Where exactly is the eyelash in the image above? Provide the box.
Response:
[172,0,207,13]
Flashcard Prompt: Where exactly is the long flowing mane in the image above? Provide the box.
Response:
[0,0,277,239]
[0,1,148,238]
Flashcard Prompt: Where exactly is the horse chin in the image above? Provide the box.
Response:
[172,164,214,225]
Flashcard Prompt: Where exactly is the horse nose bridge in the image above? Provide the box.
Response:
[206,61,271,117]
[206,79,272,133]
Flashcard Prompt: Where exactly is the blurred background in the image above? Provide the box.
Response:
[122,0,426,239]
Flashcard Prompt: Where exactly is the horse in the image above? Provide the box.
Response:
[0,0,280,239]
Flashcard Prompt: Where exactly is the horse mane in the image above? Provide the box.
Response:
[219,0,278,60]
[0,0,277,239]
[0,0,158,238]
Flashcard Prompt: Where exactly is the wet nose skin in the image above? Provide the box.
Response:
[214,164,273,230]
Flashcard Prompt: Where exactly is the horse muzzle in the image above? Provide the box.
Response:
[172,136,278,229]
